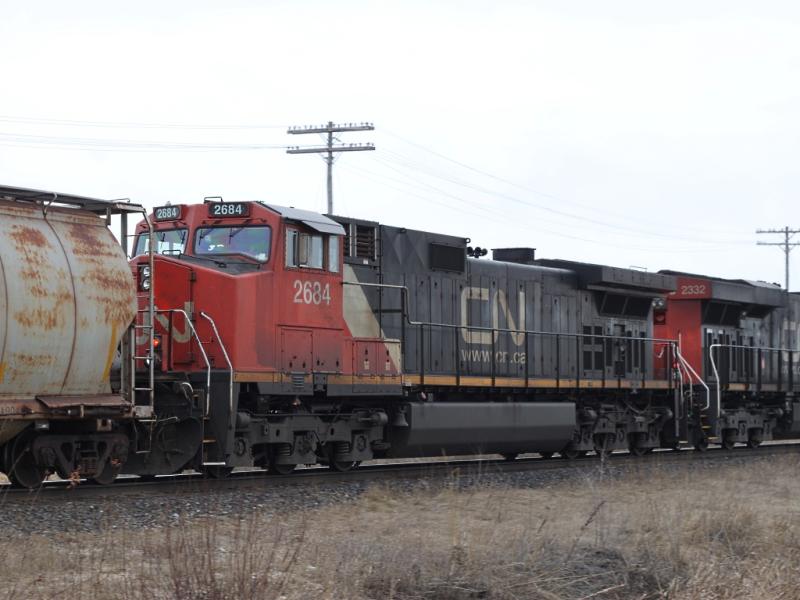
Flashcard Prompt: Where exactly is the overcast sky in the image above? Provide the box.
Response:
[1,1,798,288]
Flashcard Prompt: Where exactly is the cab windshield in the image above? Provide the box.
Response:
[195,226,271,263]
[133,229,188,257]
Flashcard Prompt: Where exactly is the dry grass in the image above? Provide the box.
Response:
[3,456,800,599]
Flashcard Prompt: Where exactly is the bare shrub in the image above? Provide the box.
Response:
[2,456,800,599]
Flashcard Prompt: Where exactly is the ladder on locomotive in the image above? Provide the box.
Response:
[128,220,156,421]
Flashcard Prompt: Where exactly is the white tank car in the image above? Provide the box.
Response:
[0,186,147,487]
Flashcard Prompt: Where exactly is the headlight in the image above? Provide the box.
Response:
[141,277,151,291]
[141,265,151,278]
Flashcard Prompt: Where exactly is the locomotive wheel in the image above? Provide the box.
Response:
[501,453,519,461]
[7,434,45,489]
[203,465,234,479]
[721,434,736,451]
[539,452,554,459]
[329,460,359,473]
[269,461,296,475]
[559,444,580,460]
[593,434,613,459]
[747,433,763,449]
[267,449,296,475]
[693,437,709,452]
[628,434,647,457]
[628,444,647,457]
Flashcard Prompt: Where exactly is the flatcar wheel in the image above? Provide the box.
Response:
[92,462,121,486]
[203,465,234,479]
[501,453,519,461]
[7,434,45,489]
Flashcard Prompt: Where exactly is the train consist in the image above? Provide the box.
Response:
[0,184,798,487]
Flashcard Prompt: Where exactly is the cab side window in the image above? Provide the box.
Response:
[286,228,342,272]
[328,236,340,273]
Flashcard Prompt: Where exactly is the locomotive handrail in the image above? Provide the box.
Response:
[126,206,155,415]
[343,280,678,345]
[199,311,234,415]
[709,343,796,420]
[154,309,213,416]
[345,279,679,388]
[674,345,710,412]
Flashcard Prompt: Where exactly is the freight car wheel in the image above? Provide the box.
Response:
[6,434,45,489]
[92,462,121,486]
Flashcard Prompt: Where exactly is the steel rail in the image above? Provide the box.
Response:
[3,442,798,500]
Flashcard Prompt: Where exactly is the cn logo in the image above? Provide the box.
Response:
[460,287,526,346]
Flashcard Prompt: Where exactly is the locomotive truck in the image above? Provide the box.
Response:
[1,186,798,487]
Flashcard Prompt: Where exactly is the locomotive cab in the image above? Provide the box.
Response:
[130,200,348,379]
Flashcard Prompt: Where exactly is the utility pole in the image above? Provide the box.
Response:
[756,227,800,293]
[287,121,375,214]
[757,226,800,347]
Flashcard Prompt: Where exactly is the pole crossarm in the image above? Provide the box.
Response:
[286,144,375,154]
[286,120,375,214]
[288,123,375,134]
[755,226,798,305]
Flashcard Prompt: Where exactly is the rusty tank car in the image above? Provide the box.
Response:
[0,185,150,487]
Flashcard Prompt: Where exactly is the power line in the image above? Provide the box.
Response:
[372,149,750,246]
[287,121,375,214]
[381,129,750,238]
[756,226,800,293]
[0,114,288,130]
[0,131,293,151]
[339,162,738,255]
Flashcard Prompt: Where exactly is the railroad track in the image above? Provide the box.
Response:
[2,442,798,501]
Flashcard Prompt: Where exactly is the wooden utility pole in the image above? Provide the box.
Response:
[756,226,800,293]
[287,121,375,214]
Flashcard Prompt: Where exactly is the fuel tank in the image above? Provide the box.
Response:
[0,200,136,412]
[386,401,576,457]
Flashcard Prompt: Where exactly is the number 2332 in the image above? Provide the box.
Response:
[293,280,331,305]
